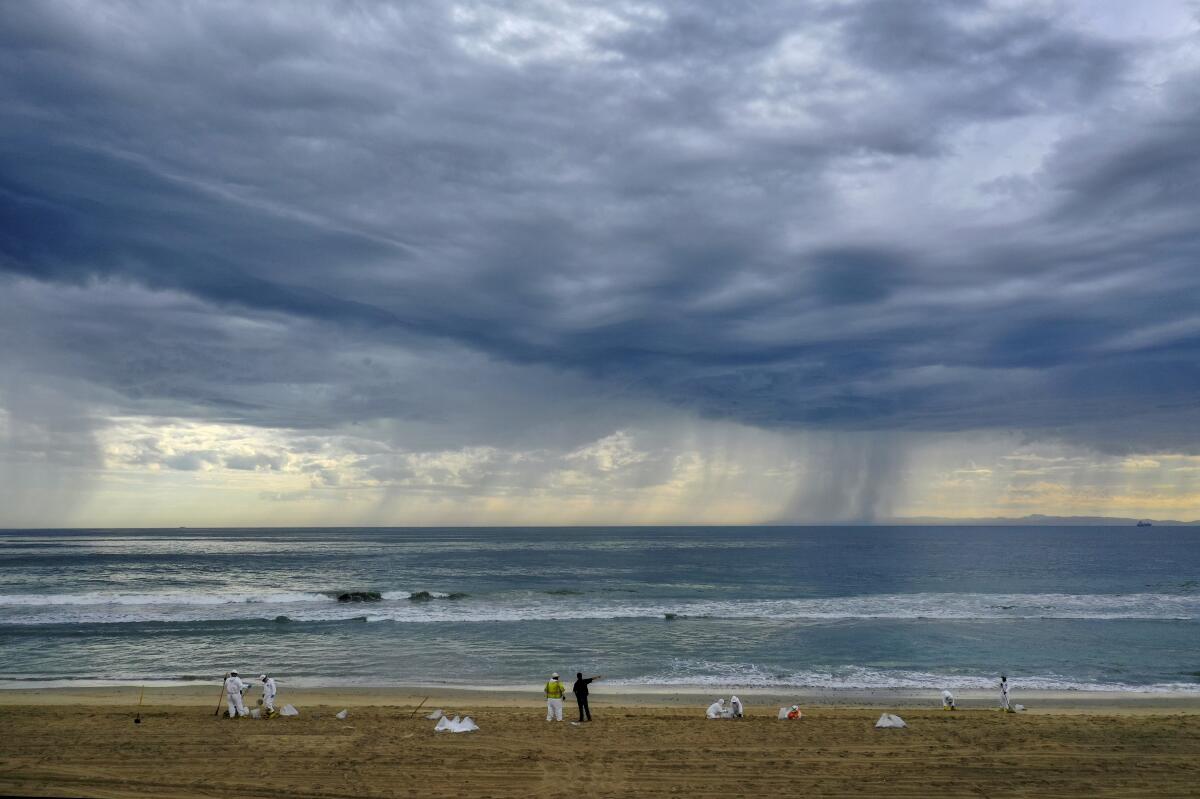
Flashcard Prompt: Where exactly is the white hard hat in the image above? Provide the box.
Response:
[551,672,559,678]
[259,674,267,680]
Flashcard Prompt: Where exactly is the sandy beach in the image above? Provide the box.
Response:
[3,687,1200,798]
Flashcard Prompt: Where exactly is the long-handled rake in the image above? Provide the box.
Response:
[214,675,228,717]
[134,684,145,725]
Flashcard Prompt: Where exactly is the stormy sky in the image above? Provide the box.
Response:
[2,0,1199,526]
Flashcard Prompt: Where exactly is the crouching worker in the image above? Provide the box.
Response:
[706,698,726,719]
[224,671,248,718]
[942,689,956,711]
[260,674,278,717]
[730,695,744,719]
[787,705,802,720]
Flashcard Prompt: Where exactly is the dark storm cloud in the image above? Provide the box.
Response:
[807,248,910,306]
[2,0,1199,456]
[838,0,1126,114]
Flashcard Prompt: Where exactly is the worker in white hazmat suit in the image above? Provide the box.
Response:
[706,698,725,719]
[942,689,956,710]
[999,674,1011,712]
[224,671,248,718]
[730,695,744,719]
[259,674,277,716]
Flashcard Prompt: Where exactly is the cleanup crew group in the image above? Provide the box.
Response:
[219,669,1016,721]
[221,671,278,718]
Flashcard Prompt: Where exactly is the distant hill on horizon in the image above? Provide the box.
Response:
[889,514,1200,526]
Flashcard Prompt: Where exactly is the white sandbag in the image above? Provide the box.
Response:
[778,707,789,720]
[250,708,262,719]
[1014,704,1025,712]
[425,709,444,720]
[279,704,299,717]
[335,709,348,720]
[875,713,906,729]
[434,714,478,733]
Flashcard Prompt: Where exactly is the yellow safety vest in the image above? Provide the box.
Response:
[544,681,565,699]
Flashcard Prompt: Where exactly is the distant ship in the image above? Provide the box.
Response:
[1136,519,1153,527]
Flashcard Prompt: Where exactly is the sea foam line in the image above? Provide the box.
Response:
[0,590,454,607]
[1,591,1199,625]
[0,591,334,606]
[610,662,1200,693]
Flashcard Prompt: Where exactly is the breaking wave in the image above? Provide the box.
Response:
[1,591,1199,626]
[0,591,333,607]
[611,661,1200,693]
[0,589,466,608]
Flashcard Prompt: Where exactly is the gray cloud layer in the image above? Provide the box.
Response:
[2,0,1199,477]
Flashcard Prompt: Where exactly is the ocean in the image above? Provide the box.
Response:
[1,526,1198,692]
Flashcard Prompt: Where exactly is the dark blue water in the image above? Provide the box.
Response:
[1,526,1198,691]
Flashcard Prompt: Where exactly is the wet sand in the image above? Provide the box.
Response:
[2,688,1200,798]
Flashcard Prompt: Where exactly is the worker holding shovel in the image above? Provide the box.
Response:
[222,671,249,718]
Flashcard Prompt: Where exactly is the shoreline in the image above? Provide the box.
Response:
[4,683,1200,712]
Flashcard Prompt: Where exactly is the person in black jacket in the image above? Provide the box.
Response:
[572,672,603,722]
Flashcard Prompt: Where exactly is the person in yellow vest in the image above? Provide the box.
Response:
[544,672,566,722]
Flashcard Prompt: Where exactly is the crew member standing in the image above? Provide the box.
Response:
[572,672,603,722]
[999,674,1011,712]
[544,672,566,722]
[260,674,277,716]
[223,671,248,718]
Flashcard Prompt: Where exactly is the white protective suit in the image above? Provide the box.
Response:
[261,676,277,713]
[730,695,744,719]
[706,699,725,719]
[224,674,248,718]
[1000,678,1011,711]
[942,690,956,710]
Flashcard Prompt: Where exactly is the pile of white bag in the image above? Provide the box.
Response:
[434,715,479,733]
[874,713,906,728]
[279,704,299,717]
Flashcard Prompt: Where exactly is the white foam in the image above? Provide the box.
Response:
[2,591,1198,626]
[611,662,1200,693]
[0,591,333,607]
[4,669,1197,694]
